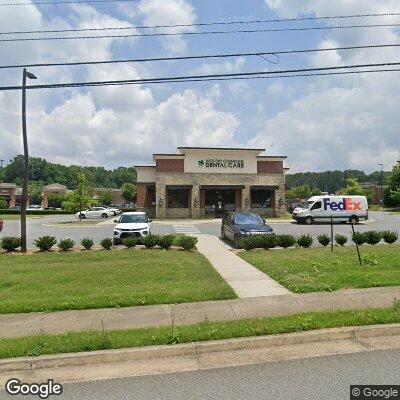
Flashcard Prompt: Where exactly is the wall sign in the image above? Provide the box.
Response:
[198,159,245,168]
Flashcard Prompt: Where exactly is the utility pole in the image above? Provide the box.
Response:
[0,159,4,184]
[20,68,37,253]
[378,163,384,209]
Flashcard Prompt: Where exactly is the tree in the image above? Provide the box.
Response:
[0,197,8,209]
[47,193,66,208]
[386,163,400,207]
[28,181,43,205]
[341,178,364,195]
[122,183,136,203]
[98,191,114,206]
[286,184,312,200]
[62,174,93,213]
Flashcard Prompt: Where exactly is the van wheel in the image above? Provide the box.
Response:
[349,216,359,224]
[305,216,314,225]
[102,213,108,219]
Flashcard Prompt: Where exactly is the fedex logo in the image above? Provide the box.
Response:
[323,198,362,211]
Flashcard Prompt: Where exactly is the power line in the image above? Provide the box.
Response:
[1,43,400,69]
[2,23,400,42]
[1,61,400,91]
[1,11,400,34]
[0,0,139,5]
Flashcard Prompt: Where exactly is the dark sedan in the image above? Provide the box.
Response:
[221,212,273,248]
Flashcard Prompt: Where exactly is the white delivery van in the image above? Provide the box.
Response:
[292,195,368,225]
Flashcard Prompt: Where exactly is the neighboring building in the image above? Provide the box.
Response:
[41,183,69,208]
[360,182,388,205]
[135,147,287,219]
[0,183,19,208]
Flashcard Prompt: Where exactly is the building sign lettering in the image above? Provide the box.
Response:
[198,159,245,169]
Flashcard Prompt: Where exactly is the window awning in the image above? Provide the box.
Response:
[201,185,245,190]
[251,185,280,190]
[166,185,193,189]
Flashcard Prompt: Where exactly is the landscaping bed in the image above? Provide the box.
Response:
[240,244,400,293]
[0,306,399,360]
[0,250,236,314]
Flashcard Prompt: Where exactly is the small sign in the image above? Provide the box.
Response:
[198,159,245,168]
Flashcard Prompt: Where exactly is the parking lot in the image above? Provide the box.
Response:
[1,211,399,248]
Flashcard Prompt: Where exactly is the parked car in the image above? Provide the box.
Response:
[292,195,368,225]
[0,218,3,233]
[99,205,120,216]
[113,212,150,244]
[26,205,43,211]
[221,212,273,248]
[75,206,114,219]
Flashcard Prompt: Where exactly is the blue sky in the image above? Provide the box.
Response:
[0,0,399,172]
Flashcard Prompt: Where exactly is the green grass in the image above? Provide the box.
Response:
[0,307,399,360]
[240,245,400,293]
[0,249,236,314]
[0,214,37,220]
[54,220,102,225]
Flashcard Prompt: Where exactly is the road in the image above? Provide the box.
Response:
[1,349,397,400]
[1,211,399,248]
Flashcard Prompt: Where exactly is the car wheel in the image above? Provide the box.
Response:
[221,228,226,240]
[233,235,241,249]
[349,215,359,225]
[79,213,86,219]
[305,216,314,225]
[102,213,108,219]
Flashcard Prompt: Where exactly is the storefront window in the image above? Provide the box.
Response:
[167,189,190,208]
[251,188,272,208]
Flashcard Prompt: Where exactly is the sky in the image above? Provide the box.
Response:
[0,0,400,173]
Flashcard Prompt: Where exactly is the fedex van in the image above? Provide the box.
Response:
[292,195,368,225]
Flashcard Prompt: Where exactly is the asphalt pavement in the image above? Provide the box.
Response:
[2,349,397,400]
[1,211,399,248]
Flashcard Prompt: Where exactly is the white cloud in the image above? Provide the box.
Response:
[193,57,246,75]
[137,0,197,53]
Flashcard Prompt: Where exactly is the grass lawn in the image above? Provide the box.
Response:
[54,220,102,225]
[0,214,37,220]
[265,213,294,221]
[0,307,399,359]
[240,245,400,293]
[0,249,236,314]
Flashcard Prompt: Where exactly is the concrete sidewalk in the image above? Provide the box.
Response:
[195,234,290,297]
[0,286,399,339]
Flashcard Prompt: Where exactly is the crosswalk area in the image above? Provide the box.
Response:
[173,225,202,234]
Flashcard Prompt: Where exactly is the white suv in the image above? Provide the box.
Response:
[113,212,150,244]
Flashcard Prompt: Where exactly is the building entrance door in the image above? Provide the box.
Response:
[204,189,236,218]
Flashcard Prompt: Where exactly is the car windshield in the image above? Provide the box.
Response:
[119,214,148,223]
[234,213,263,225]
[300,201,314,210]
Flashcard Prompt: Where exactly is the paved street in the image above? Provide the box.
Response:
[1,349,397,400]
[1,211,399,248]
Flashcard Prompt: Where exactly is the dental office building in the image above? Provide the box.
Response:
[135,147,287,219]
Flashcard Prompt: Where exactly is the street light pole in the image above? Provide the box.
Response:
[20,68,37,253]
[378,163,384,209]
[0,160,4,184]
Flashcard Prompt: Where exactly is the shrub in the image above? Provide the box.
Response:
[81,237,94,250]
[364,231,382,245]
[276,234,296,248]
[171,233,186,246]
[297,234,313,248]
[123,237,138,248]
[1,236,21,252]
[317,234,330,247]
[352,232,367,245]
[240,236,261,251]
[381,231,398,244]
[57,238,75,251]
[158,234,175,250]
[100,238,113,250]
[174,235,198,251]
[143,234,159,248]
[34,235,57,251]
[259,234,277,249]
[335,234,348,246]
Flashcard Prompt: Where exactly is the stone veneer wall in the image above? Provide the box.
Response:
[155,172,286,219]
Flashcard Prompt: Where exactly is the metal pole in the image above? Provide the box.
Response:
[330,215,334,253]
[379,163,384,208]
[0,159,4,184]
[351,223,362,266]
[21,68,28,253]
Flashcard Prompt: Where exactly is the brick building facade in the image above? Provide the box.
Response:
[135,147,287,219]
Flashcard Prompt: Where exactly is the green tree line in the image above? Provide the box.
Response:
[1,155,137,189]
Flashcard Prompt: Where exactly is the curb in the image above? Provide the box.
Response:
[1,323,399,373]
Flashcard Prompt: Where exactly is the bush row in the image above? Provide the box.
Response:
[0,209,73,215]
[0,233,198,252]
[241,230,398,251]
